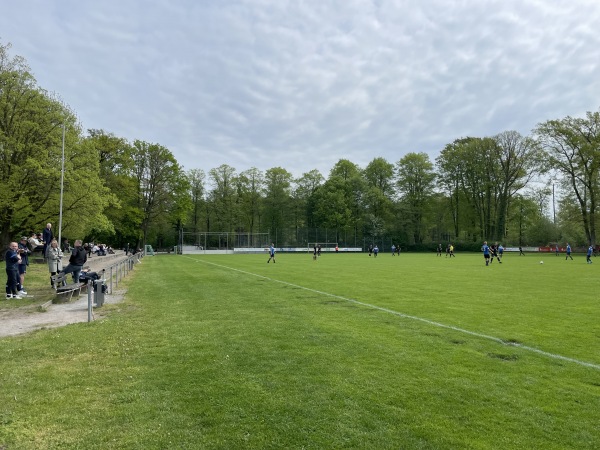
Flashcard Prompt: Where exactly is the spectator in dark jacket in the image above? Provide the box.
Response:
[5,242,22,299]
[61,240,88,283]
[42,223,53,258]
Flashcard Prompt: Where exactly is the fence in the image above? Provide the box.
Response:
[99,252,144,295]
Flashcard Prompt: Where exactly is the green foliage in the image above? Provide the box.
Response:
[0,42,114,246]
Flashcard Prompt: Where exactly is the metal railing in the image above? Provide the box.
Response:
[101,253,144,295]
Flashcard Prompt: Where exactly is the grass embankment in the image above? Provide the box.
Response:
[1,252,599,448]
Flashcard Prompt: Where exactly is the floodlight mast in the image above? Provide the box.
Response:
[57,123,65,247]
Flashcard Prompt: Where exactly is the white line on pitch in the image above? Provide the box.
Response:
[185,256,600,371]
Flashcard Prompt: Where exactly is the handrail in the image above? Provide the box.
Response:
[102,253,144,295]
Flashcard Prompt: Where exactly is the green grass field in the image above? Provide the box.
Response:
[1,251,599,449]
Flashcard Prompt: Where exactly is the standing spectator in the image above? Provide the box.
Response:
[62,238,71,253]
[46,239,63,287]
[267,243,276,263]
[586,245,593,264]
[17,236,31,295]
[42,223,53,258]
[62,240,88,283]
[125,242,129,256]
[565,243,573,260]
[5,242,22,299]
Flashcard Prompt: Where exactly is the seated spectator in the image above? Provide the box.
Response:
[98,244,106,256]
[107,246,115,254]
[79,267,99,282]
[28,232,44,252]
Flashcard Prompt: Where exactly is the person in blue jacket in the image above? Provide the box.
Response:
[586,245,593,264]
[5,242,22,299]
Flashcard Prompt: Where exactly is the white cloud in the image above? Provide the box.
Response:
[1,0,599,178]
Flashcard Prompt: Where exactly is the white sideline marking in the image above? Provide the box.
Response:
[186,257,600,371]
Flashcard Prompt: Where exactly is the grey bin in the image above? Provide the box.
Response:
[94,279,107,307]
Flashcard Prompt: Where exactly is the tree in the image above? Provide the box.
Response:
[436,138,471,238]
[491,131,543,241]
[84,129,140,245]
[263,167,293,237]
[293,169,324,229]
[187,168,206,232]
[363,157,395,224]
[0,42,114,248]
[364,157,395,197]
[535,110,600,246]
[396,152,436,244]
[207,164,238,232]
[131,140,186,247]
[236,167,263,233]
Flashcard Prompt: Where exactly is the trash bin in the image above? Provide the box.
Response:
[94,279,107,307]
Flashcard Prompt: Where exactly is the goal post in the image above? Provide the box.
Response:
[179,231,270,254]
[307,242,339,252]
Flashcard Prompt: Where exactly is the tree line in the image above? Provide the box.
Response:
[2,41,599,253]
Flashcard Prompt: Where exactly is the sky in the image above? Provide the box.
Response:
[1,0,599,179]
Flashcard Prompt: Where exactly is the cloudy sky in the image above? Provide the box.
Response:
[2,0,599,178]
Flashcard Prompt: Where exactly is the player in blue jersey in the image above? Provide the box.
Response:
[267,243,276,263]
[586,245,593,264]
[565,243,573,260]
[482,241,490,266]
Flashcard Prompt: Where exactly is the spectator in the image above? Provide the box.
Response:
[17,236,31,295]
[42,223,53,258]
[61,240,88,284]
[5,242,22,299]
[46,239,63,288]
[62,238,71,253]
[28,232,44,252]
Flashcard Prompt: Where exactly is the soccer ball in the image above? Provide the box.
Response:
[539,261,544,264]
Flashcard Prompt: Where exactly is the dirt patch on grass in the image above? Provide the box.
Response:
[0,289,127,338]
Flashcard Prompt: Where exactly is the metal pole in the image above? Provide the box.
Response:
[87,280,93,322]
[552,182,556,224]
[58,123,66,246]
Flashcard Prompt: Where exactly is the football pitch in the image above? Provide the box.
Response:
[1,251,599,448]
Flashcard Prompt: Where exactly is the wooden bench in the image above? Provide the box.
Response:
[50,272,82,303]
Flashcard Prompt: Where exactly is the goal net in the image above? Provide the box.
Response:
[179,231,270,254]
[307,242,338,252]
